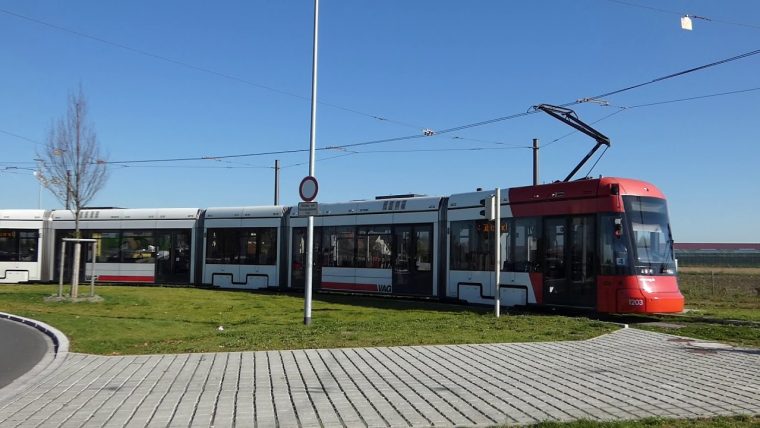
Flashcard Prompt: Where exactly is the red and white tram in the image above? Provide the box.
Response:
[1,176,683,314]
[445,177,683,313]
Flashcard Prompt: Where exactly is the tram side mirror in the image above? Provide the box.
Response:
[614,218,623,238]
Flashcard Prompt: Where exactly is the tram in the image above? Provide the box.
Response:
[0,210,52,283]
[0,176,684,314]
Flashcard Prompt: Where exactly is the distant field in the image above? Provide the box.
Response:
[634,269,760,348]
[679,266,760,275]
[0,285,615,355]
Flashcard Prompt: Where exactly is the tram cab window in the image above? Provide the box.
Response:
[600,214,632,275]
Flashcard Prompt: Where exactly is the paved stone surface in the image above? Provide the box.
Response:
[0,328,758,427]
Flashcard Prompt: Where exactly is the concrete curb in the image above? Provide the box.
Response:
[0,312,70,406]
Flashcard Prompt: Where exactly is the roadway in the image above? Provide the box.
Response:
[0,318,50,389]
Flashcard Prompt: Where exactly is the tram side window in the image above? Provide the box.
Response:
[356,225,392,268]
[90,231,120,263]
[323,226,355,268]
[513,218,539,272]
[450,221,476,270]
[450,220,501,271]
[0,229,38,262]
[257,228,278,265]
[0,230,38,262]
[122,230,155,263]
[239,227,278,265]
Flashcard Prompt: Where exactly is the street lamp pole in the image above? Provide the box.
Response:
[304,0,319,326]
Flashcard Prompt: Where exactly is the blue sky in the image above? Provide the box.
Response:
[1,0,758,243]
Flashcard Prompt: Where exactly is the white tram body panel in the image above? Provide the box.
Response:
[446,190,537,307]
[202,206,284,289]
[51,208,200,283]
[0,210,52,283]
[288,196,441,296]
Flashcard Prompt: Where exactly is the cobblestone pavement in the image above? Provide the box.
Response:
[0,328,758,427]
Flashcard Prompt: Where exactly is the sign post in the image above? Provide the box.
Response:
[494,187,501,318]
[304,0,320,327]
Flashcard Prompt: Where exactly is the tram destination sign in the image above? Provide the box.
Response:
[298,202,319,216]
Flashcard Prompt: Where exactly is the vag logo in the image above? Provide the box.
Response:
[377,284,392,293]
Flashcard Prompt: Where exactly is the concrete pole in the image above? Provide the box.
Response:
[58,241,66,298]
[304,0,319,326]
[90,241,97,297]
[71,242,81,299]
[274,160,280,205]
[533,138,539,186]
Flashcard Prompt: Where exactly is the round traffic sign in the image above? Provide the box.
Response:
[299,176,319,202]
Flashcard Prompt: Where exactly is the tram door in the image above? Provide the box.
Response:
[542,216,596,308]
[155,230,191,283]
[392,224,433,295]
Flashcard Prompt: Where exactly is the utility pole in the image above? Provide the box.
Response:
[532,138,539,185]
[274,159,280,205]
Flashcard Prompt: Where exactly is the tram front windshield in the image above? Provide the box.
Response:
[623,196,676,275]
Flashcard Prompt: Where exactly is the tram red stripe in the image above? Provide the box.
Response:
[96,275,154,283]
[320,282,379,292]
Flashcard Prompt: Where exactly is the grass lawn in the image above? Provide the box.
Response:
[0,284,616,355]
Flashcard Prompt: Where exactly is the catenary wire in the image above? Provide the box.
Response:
[602,0,760,30]
[0,7,424,131]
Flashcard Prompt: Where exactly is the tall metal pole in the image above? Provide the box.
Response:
[532,138,539,186]
[494,187,501,318]
[274,159,280,205]
[304,0,319,326]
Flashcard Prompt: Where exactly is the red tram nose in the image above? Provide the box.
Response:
[599,275,684,313]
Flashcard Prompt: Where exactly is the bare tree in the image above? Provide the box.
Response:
[37,86,108,235]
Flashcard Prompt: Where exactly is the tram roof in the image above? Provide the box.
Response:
[293,196,442,217]
[0,209,49,221]
[51,207,201,221]
[204,206,285,219]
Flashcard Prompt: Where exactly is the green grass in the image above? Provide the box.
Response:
[628,270,760,348]
[0,284,616,355]
[524,415,759,427]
